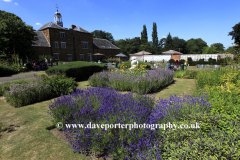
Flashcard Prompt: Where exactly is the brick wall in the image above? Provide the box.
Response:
[172,55,181,61]
[32,46,51,60]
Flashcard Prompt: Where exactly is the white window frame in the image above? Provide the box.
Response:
[61,42,66,49]
[82,41,88,49]
[60,32,65,38]
[55,41,59,48]
[53,53,60,60]
[87,53,92,62]
[67,54,72,62]
[79,54,84,61]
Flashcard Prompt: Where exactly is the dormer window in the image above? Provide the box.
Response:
[60,32,65,38]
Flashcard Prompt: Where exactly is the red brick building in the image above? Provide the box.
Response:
[32,9,120,62]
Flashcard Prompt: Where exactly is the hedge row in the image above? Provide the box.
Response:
[45,61,107,81]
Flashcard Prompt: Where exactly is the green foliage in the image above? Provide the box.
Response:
[91,30,115,44]
[169,59,176,63]
[164,32,173,51]
[141,24,148,42]
[43,74,78,98]
[228,22,240,45]
[36,73,48,79]
[45,61,106,81]
[174,70,198,79]
[5,81,52,107]
[152,22,158,50]
[212,43,225,52]
[202,44,221,54]
[172,37,187,54]
[26,63,33,70]
[39,54,53,62]
[179,59,185,64]
[186,38,208,54]
[118,61,151,69]
[0,10,37,59]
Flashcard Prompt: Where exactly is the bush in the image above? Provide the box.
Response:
[36,73,48,79]
[0,80,29,96]
[43,74,78,98]
[118,61,151,69]
[26,63,33,71]
[179,59,185,64]
[169,59,176,63]
[5,82,52,107]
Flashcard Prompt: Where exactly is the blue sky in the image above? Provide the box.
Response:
[1,0,240,49]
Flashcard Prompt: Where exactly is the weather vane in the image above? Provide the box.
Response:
[56,4,58,11]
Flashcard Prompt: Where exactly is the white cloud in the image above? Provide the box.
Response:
[14,2,18,5]
[162,36,166,38]
[3,0,12,2]
[36,23,41,26]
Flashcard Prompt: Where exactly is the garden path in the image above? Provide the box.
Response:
[0,71,46,82]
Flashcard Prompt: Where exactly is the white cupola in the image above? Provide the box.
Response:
[54,6,63,27]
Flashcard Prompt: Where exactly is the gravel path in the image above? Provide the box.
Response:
[0,71,46,82]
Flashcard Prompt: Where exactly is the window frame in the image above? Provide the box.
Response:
[61,42,66,49]
[79,54,84,61]
[55,41,59,48]
[82,41,88,49]
[60,32,65,38]
[53,53,60,60]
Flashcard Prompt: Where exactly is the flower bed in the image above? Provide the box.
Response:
[89,67,174,94]
[48,87,212,159]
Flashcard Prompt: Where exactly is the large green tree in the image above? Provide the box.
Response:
[172,37,187,53]
[212,43,225,52]
[228,22,240,45]
[141,24,148,44]
[158,38,166,53]
[0,10,37,58]
[164,32,173,51]
[114,37,142,56]
[186,38,207,54]
[202,44,220,54]
[152,22,158,53]
[91,30,115,44]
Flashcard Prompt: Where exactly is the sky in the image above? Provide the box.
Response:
[1,0,240,49]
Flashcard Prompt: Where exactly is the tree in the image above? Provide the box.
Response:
[202,44,220,54]
[152,22,158,53]
[186,38,207,54]
[228,22,240,45]
[0,10,38,59]
[141,24,148,44]
[224,46,238,54]
[91,30,115,44]
[158,38,166,53]
[164,32,173,51]
[212,43,225,52]
[172,37,187,53]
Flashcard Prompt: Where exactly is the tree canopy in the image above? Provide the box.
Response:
[141,24,148,43]
[164,33,173,51]
[212,43,225,52]
[228,22,240,45]
[151,22,158,53]
[186,38,207,54]
[0,10,37,58]
[91,30,115,44]
[172,37,187,54]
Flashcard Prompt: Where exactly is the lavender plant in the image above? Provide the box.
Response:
[89,68,174,94]
[48,87,213,159]
[5,82,52,107]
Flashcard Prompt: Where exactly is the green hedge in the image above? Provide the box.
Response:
[45,61,107,81]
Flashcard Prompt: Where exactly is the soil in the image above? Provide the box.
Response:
[49,128,114,160]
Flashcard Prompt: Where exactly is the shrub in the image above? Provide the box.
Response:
[26,63,33,71]
[169,59,176,63]
[89,68,174,94]
[43,74,78,98]
[179,59,185,64]
[48,88,212,159]
[0,80,30,96]
[118,61,151,69]
[5,82,52,107]
[36,73,48,79]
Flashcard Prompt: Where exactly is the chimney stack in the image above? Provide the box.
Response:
[71,25,76,29]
